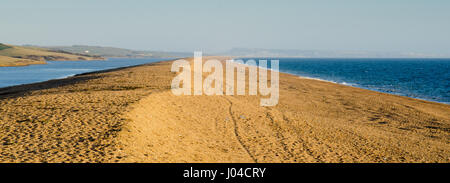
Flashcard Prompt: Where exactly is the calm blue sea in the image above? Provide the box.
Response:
[241,58,450,104]
[1,57,449,104]
[0,58,170,88]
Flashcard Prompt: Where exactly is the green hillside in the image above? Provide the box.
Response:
[0,55,46,67]
[0,43,104,67]
[42,45,191,58]
[0,43,12,51]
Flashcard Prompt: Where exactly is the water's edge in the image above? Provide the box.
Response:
[0,58,174,90]
[233,58,449,105]
[1,58,448,105]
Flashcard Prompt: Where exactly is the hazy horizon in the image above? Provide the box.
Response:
[1,0,450,55]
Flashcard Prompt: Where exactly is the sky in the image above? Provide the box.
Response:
[1,0,450,55]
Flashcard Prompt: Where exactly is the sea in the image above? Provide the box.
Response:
[0,57,449,104]
[239,58,449,104]
[0,58,169,88]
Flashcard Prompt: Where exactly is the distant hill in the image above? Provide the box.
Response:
[38,45,192,58]
[0,55,46,67]
[0,43,12,51]
[221,48,447,58]
[0,43,104,67]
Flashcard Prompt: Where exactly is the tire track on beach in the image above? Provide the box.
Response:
[289,118,325,163]
[295,123,324,163]
[273,111,323,162]
[224,97,258,163]
[264,110,296,161]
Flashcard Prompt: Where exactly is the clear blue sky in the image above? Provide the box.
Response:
[1,0,449,54]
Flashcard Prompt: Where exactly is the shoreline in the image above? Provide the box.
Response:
[0,58,175,90]
[1,57,448,105]
[295,75,450,105]
[230,58,450,106]
[1,58,448,105]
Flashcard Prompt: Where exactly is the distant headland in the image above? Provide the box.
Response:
[0,43,104,67]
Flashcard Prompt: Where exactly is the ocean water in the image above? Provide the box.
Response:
[2,57,449,105]
[0,58,170,88]
[240,58,450,104]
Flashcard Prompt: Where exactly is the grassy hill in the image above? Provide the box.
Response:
[0,55,46,67]
[0,43,12,51]
[0,43,104,67]
[41,45,191,58]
